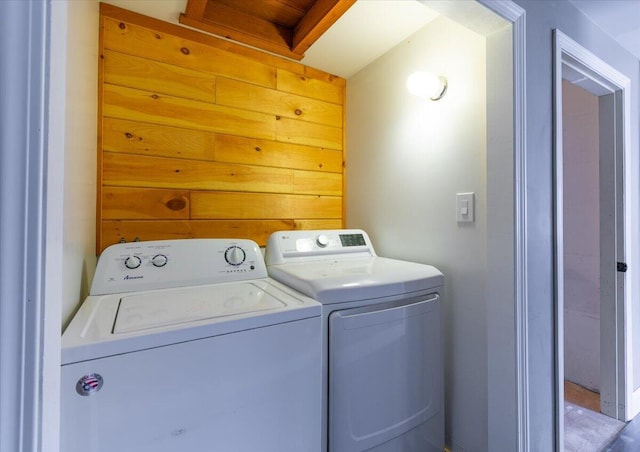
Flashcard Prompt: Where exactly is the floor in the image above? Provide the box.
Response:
[446,380,640,452]
[602,410,640,451]
[564,381,625,452]
[565,380,600,412]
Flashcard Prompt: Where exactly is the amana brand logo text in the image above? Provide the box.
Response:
[123,275,143,280]
[76,373,103,396]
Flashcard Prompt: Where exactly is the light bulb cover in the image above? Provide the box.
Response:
[406,72,448,101]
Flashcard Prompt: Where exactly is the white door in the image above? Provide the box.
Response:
[598,90,627,419]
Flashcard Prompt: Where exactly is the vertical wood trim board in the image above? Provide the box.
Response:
[97,3,345,253]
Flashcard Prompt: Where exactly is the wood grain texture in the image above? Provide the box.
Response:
[216,0,314,28]
[101,218,342,249]
[103,152,294,193]
[103,84,277,140]
[276,116,342,150]
[103,118,215,161]
[179,0,353,61]
[102,187,190,220]
[184,0,208,19]
[103,152,341,196]
[103,49,216,102]
[201,1,296,56]
[97,5,345,253]
[293,169,342,196]
[102,16,277,88]
[292,218,343,230]
[277,67,343,104]
[190,192,341,219]
[100,3,337,83]
[216,77,342,127]
[214,134,342,173]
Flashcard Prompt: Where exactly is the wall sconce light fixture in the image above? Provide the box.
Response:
[406,71,448,101]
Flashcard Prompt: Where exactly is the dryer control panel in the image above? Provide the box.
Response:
[265,229,377,265]
[90,239,267,295]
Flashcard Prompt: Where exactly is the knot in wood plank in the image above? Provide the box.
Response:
[165,198,187,211]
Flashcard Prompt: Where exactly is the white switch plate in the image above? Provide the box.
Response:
[456,192,475,223]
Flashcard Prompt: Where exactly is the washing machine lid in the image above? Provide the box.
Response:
[113,282,285,334]
[268,256,444,304]
[62,279,320,364]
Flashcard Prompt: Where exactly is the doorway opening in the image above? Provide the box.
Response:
[561,78,625,452]
[553,29,635,451]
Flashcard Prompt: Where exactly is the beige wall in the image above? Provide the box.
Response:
[346,16,489,450]
[61,1,99,327]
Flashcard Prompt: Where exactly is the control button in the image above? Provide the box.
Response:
[316,234,329,248]
[225,246,246,266]
[124,255,142,269]
[151,254,168,267]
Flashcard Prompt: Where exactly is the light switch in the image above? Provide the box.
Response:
[456,192,475,223]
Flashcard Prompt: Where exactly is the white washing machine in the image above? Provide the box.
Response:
[265,229,444,452]
[61,238,322,452]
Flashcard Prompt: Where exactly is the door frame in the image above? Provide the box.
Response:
[480,2,528,450]
[553,28,636,450]
[0,1,51,451]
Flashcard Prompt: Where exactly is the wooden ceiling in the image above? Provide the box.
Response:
[180,0,356,60]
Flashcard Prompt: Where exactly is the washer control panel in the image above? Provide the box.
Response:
[265,229,376,265]
[90,239,267,295]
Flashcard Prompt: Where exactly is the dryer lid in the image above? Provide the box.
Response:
[268,257,443,304]
[113,281,284,334]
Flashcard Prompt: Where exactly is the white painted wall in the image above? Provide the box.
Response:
[102,0,185,23]
[562,80,600,392]
[60,1,100,329]
[346,16,488,451]
[514,0,640,448]
[485,23,516,452]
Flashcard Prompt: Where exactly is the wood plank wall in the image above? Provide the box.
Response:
[97,3,345,254]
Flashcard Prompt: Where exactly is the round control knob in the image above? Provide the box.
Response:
[151,254,168,267]
[316,234,329,248]
[124,255,142,269]
[225,246,246,266]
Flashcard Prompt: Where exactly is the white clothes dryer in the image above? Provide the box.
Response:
[265,229,444,452]
[61,238,322,452]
